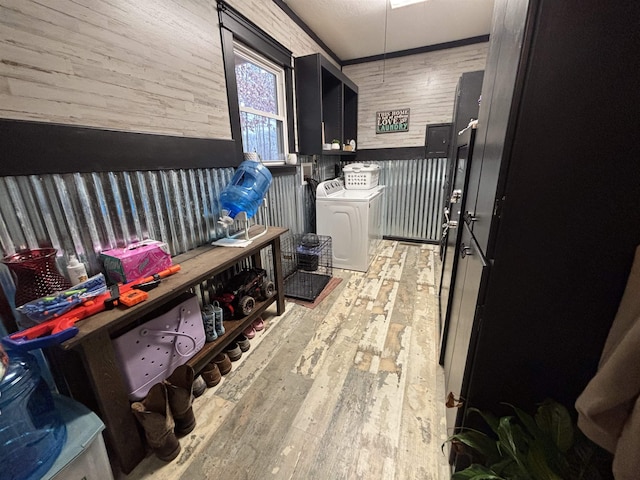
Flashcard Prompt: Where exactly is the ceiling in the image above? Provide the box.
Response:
[283,0,495,62]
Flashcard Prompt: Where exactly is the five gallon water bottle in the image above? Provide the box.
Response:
[0,350,66,480]
[219,159,273,219]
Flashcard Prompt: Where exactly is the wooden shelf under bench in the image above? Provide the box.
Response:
[55,225,288,474]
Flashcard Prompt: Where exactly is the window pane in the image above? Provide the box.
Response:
[235,55,279,115]
[240,111,284,161]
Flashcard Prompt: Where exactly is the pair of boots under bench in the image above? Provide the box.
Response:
[130,365,196,461]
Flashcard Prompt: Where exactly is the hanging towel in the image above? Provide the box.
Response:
[576,245,640,480]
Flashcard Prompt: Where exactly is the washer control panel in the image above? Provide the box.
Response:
[317,178,345,197]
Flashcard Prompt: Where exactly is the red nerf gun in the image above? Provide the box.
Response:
[2,265,181,352]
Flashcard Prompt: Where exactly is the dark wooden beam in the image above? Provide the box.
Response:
[343,35,490,66]
[0,119,238,176]
[355,146,425,161]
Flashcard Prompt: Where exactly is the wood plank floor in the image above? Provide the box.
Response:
[120,241,451,480]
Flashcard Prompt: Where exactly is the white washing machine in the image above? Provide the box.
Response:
[316,178,385,272]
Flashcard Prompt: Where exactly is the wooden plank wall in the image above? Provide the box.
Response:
[344,43,489,149]
[0,0,336,140]
[1,0,486,150]
[0,0,230,138]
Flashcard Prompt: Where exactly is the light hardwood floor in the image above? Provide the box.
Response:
[121,240,451,480]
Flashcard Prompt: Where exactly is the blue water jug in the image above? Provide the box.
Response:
[220,160,273,219]
[0,350,66,480]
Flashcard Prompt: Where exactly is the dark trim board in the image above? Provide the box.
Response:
[268,165,297,176]
[384,235,437,245]
[219,1,292,67]
[355,147,426,161]
[220,27,244,162]
[343,35,490,66]
[0,119,238,176]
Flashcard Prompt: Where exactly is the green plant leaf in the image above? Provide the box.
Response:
[491,457,520,476]
[452,464,507,480]
[526,441,564,480]
[452,400,593,480]
[566,432,607,480]
[506,403,544,440]
[468,406,501,434]
[507,402,569,476]
[535,399,574,453]
[446,430,501,463]
[495,417,530,473]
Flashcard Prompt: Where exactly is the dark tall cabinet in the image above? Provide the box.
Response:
[443,0,640,469]
[295,53,358,155]
[438,71,484,337]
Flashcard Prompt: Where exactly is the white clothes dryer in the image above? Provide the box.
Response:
[316,178,385,272]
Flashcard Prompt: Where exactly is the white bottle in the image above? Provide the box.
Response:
[67,255,88,285]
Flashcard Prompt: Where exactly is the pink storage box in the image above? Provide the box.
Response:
[100,240,172,284]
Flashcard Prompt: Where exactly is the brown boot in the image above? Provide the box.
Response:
[201,361,221,387]
[165,365,196,436]
[131,383,181,462]
[214,353,233,375]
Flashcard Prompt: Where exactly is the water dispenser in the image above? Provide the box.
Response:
[0,349,66,480]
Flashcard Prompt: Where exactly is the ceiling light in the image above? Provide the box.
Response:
[389,0,426,9]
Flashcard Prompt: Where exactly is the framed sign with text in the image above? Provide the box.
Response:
[376,108,410,134]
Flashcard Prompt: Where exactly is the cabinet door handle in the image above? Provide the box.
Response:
[460,243,473,258]
[443,208,458,229]
[463,211,477,224]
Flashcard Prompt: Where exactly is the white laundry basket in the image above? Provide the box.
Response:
[343,163,380,190]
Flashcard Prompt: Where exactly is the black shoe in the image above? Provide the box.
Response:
[235,334,251,352]
[224,342,242,362]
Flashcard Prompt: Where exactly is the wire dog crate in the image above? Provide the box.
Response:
[282,234,332,302]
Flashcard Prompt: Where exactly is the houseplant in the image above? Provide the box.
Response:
[331,139,340,150]
[444,399,611,480]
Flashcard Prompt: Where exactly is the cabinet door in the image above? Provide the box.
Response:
[465,0,528,256]
[443,72,483,220]
[451,71,484,143]
[295,54,323,153]
[443,223,489,441]
[425,123,452,158]
[439,129,477,362]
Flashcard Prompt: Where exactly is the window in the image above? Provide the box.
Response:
[218,1,295,166]
[234,44,288,163]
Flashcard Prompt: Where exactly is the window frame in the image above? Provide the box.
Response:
[218,1,295,166]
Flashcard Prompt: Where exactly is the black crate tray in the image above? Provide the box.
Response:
[284,271,331,302]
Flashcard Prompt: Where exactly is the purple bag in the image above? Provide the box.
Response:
[112,293,205,401]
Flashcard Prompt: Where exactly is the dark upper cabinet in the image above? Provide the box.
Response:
[295,53,358,155]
